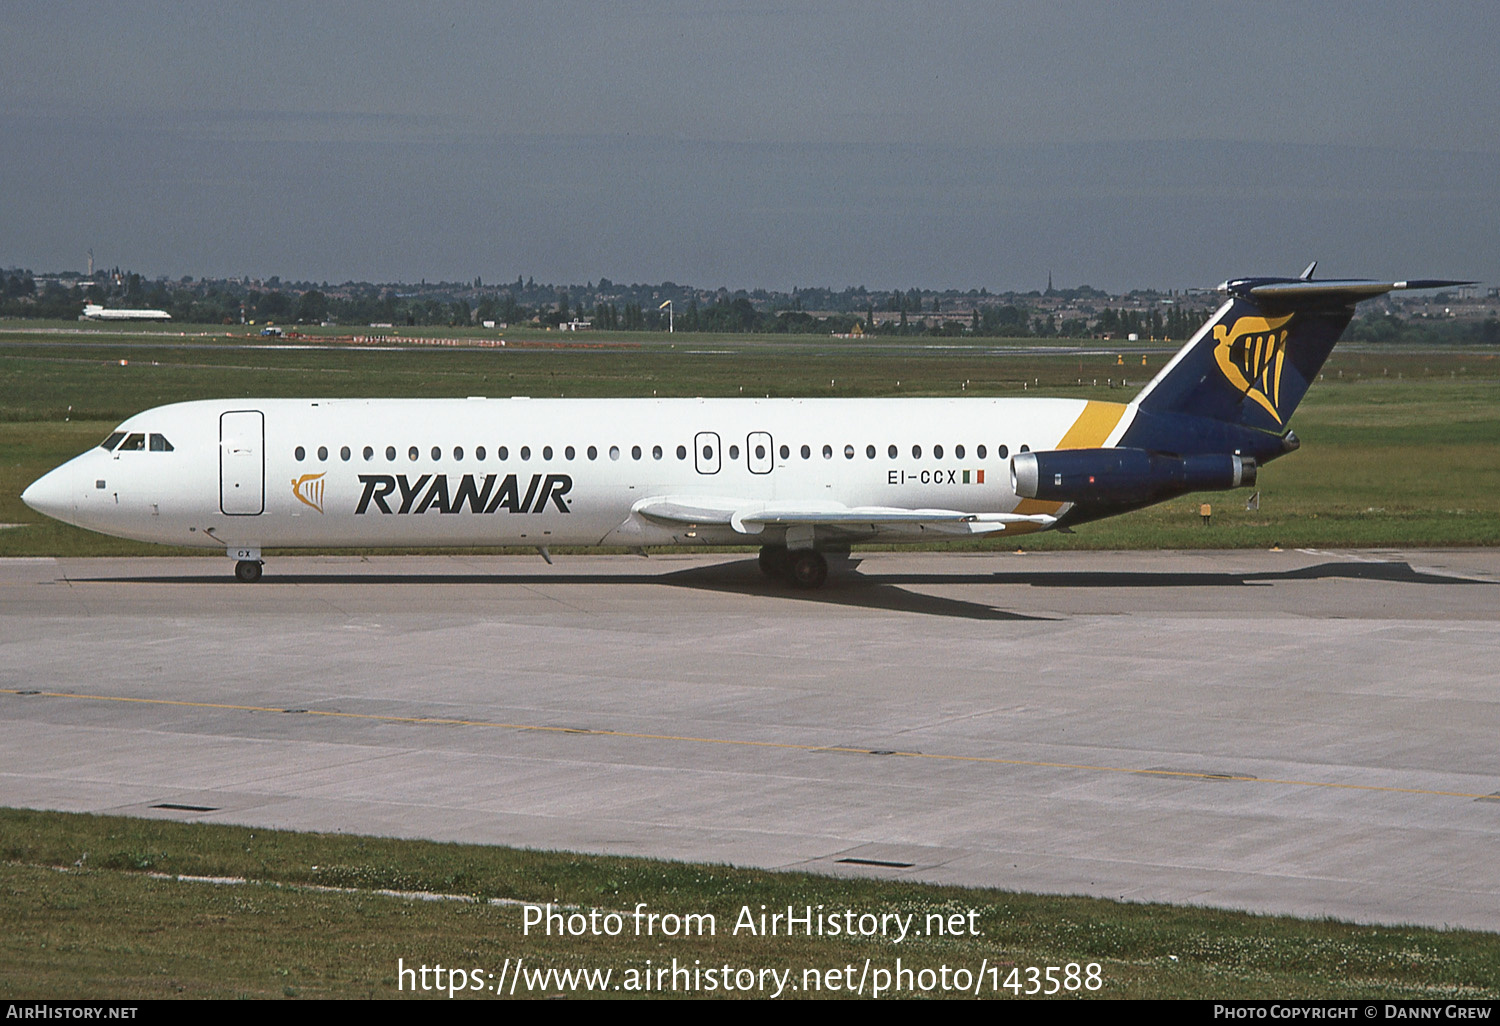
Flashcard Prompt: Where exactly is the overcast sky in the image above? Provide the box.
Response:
[2,1,1496,292]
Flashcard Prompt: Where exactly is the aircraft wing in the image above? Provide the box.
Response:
[633,495,1055,539]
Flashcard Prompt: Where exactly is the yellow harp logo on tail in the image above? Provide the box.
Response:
[292,472,326,513]
[1212,313,1295,424]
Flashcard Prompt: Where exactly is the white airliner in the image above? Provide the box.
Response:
[23,271,1468,586]
[81,303,172,322]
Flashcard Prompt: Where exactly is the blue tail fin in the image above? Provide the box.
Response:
[1131,274,1472,432]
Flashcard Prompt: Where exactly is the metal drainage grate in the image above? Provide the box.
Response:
[151,803,218,813]
[836,857,915,869]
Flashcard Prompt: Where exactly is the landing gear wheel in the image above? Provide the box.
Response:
[234,560,263,583]
[758,545,791,579]
[788,550,828,590]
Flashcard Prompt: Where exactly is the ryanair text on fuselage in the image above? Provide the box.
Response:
[355,473,573,515]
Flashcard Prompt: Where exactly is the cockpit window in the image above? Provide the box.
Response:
[118,433,146,451]
[100,432,126,451]
[149,433,174,452]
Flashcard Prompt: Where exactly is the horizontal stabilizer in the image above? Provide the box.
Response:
[1223,278,1477,307]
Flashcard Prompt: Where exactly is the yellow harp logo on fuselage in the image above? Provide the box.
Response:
[292,472,326,513]
[1213,313,1294,424]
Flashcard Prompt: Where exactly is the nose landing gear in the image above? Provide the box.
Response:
[225,546,263,583]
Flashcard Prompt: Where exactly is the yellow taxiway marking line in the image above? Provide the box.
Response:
[5,687,1494,801]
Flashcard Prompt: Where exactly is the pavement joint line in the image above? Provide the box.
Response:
[23,864,566,909]
[4,686,1495,801]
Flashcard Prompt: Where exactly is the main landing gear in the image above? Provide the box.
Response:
[758,545,828,590]
[234,559,263,583]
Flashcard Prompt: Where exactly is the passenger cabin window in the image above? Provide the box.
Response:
[294,445,306,461]
[149,434,174,452]
[100,432,126,451]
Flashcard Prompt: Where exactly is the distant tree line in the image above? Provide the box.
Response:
[6,265,1492,344]
[1347,312,1500,347]
[0,272,1237,340]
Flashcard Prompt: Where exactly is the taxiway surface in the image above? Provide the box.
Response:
[2,549,1497,931]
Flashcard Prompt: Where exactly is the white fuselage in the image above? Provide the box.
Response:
[23,396,1136,553]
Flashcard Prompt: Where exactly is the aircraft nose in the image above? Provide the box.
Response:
[21,465,79,521]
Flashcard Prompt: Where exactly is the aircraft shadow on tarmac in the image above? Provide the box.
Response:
[74,557,1487,622]
[84,559,1047,622]
[879,560,1492,589]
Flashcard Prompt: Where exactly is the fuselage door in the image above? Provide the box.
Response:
[220,410,264,515]
[747,431,773,474]
[694,431,721,475]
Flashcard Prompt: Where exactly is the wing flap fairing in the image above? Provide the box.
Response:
[633,496,1055,538]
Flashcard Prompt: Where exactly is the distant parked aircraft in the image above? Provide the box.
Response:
[81,303,171,322]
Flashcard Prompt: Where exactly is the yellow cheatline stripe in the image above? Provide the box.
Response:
[5,688,1494,802]
[1010,498,1061,516]
[1013,401,1130,517]
[1056,399,1128,450]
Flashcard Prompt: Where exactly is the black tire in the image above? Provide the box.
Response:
[234,560,263,583]
[758,545,790,579]
[788,550,828,590]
